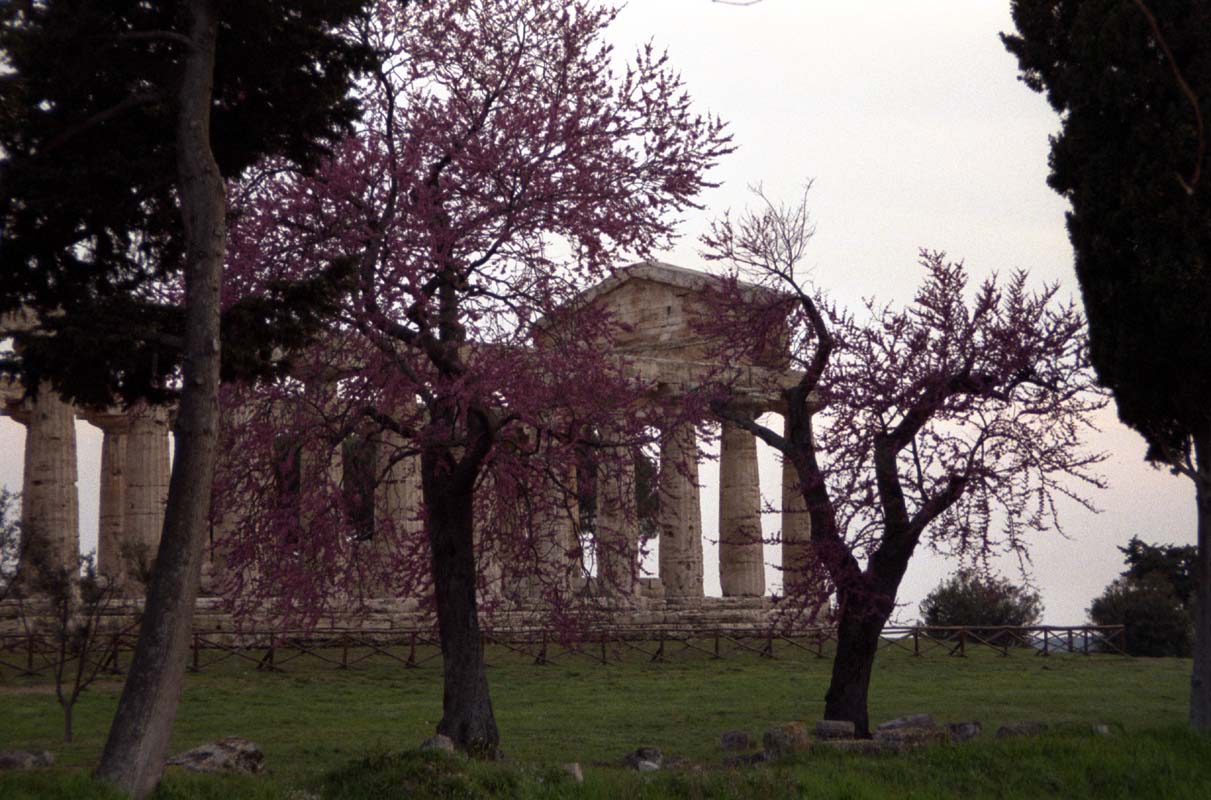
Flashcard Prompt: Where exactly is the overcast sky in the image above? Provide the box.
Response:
[0,0,1197,624]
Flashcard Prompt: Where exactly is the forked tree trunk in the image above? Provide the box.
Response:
[423,462,499,754]
[94,1,225,796]
[1190,429,1211,731]
[823,598,889,737]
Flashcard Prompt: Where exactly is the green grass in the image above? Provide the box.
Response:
[0,643,1204,798]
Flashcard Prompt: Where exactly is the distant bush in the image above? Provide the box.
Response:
[919,569,1043,643]
[1088,574,1192,657]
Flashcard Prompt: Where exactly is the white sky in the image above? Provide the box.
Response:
[0,0,1197,624]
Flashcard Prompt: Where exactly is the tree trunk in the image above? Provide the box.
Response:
[1190,428,1211,730]
[94,2,225,796]
[823,597,888,737]
[423,462,499,755]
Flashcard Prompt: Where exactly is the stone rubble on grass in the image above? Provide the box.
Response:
[0,750,54,771]
[817,739,886,755]
[561,762,584,783]
[762,721,811,759]
[877,713,935,731]
[419,734,457,754]
[622,746,663,770]
[1091,724,1112,737]
[815,720,856,740]
[719,730,752,751]
[995,722,1049,739]
[947,721,983,743]
[166,737,264,775]
[722,750,769,768]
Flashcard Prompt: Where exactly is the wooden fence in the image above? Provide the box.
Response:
[0,623,1128,679]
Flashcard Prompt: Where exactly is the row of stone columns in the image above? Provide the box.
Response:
[592,413,812,600]
[2,388,170,593]
[2,386,808,601]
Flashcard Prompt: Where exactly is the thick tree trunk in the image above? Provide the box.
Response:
[823,598,888,737]
[423,464,499,755]
[94,2,225,796]
[1190,429,1211,731]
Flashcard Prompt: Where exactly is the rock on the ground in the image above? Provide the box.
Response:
[877,714,936,731]
[561,762,584,783]
[722,751,769,768]
[875,726,949,753]
[947,721,982,743]
[0,750,54,771]
[720,730,751,751]
[635,760,660,772]
[623,746,663,770]
[167,737,264,775]
[815,720,856,740]
[1091,724,1113,736]
[817,739,886,755]
[420,735,457,754]
[995,722,1049,739]
[763,721,811,758]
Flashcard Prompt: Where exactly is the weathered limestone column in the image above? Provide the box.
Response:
[123,405,171,582]
[8,386,80,577]
[780,415,813,597]
[82,410,130,585]
[657,424,703,599]
[299,380,342,530]
[527,468,582,599]
[719,417,765,597]
[373,428,428,597]
[596,440,637,595]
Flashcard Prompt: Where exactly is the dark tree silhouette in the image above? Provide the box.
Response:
[1002,0,1211,728]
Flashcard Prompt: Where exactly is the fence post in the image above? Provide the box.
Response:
[913,628,920,657]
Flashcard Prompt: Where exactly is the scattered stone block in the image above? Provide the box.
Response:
[877,713,936,731]
[720,730,751,751]
[817,739,886,755]
[1091,724,1112,737]
[763,721,811,758]
[167,737,264,775]
[0,750,54,771]
[623,746,663,770]
[722,751,769,768]
[875,726,949,753]
[815,720,856,740]
[995,722,1049,739]
[561,762,584,783]
[635,760,660,772]
[947,721,982,743]
[420,734,457,753]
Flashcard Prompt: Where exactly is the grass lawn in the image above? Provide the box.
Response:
[1,641,1206,798]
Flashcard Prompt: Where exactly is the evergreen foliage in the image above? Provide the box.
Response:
[920,569,1044,632]
[0,0,375,406]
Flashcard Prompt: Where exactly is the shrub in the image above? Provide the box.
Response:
[1088,574,1193,657]
[919,569,1043,644]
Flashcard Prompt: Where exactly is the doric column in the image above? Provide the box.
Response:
[82,410,130,585]
[8,385,80,578]
[299,379,341,530]
[375,429,422,538]
[780,415,813,597]
[123,405,170,582]
[596,437,637,595]
[526,466,582,600]
[719,417,765,597]
[657,423,703,599]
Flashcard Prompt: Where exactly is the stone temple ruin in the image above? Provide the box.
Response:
[1,262,813,630]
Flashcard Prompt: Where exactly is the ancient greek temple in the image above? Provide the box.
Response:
[1,262,812,615]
